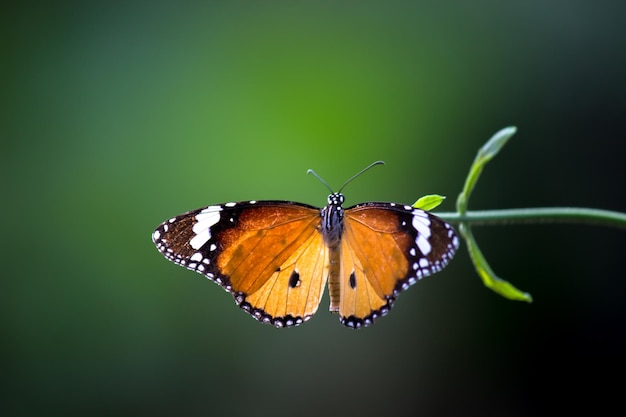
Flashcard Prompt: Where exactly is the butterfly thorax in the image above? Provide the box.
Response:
[320,192,345,248]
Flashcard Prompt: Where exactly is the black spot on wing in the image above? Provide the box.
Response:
[288,270,301,288]
[349,271,357,289]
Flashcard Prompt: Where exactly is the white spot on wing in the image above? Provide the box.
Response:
[190,229,211,250]
[189,206,222,249]
[411,209,429,218]
[193,206,222,233]
[416,235,432,255]
[152,230,160,241]
[412,215,432,238]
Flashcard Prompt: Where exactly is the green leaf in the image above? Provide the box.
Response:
[413,194,446,211]
[457,126,517,214]
[460,224,533,302]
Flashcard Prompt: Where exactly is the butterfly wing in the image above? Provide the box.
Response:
[152,201,328,327]
[338,203,459,328]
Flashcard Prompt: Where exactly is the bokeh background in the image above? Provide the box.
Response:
[3,1,625,415]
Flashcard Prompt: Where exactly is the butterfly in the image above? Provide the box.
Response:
[152,161,459,328]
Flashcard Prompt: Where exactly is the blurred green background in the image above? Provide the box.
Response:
[3,1,625,415]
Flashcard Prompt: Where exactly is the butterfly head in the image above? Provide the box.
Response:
[327,192,345,206]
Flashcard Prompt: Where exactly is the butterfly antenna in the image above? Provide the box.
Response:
[307,168,334,194]
[338,160,385,193]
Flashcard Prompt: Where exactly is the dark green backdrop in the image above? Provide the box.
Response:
[3,1,625,416]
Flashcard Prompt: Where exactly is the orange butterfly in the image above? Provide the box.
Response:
[152,162,459,328]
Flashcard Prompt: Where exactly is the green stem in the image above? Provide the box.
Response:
[441,126,626,303]
[437,207,626,230]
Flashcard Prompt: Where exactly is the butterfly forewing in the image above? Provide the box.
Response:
[152,201,328,327]
[338,203,460,328]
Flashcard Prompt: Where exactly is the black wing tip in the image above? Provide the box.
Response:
[236,294,310,328]
[339,298,395,329]
[392,250,457,296]
[393,224,460,296]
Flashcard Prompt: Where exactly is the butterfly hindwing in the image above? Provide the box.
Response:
[337,203,460,328]
[152,201,328,327]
